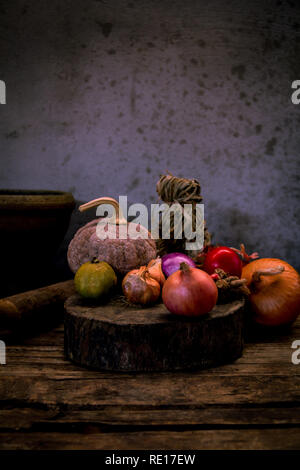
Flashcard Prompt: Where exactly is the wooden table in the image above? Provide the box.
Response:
[0,317,299,450]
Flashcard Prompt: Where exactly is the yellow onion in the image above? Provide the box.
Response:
[147,258,166,287]
[122,266,161,305]
[242,258,300,326]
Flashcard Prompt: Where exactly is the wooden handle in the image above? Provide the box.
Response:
[79,197,127,225]
[0,280,75,329]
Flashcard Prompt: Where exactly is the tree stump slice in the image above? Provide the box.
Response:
[64,295,245,371]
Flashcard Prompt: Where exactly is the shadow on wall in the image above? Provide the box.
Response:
[211,207,256,247]
[53,200,94,279]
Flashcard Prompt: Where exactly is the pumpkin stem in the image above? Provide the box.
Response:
[79,197,127,225]
[252,266,284,284]
[91,257,99,264]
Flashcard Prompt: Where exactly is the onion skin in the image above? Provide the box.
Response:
[147,258,166,287]
[162,252,196,278]
[242,258,300,326]
[162,263,218,317]
[122,267,161,305]
[203,246,243,277]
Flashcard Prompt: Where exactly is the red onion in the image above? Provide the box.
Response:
[161,252,196,278]
[162,262,218,317]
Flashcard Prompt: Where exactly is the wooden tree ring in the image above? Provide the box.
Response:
[64,295,245,371]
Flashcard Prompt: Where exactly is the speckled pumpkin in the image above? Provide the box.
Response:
[67,197,156,276]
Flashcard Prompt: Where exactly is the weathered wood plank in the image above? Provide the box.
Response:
[0,407,300,431]
[1,325,65,346]
[1,363,299,378]
[0,428,299,450]
[0,375,299,407]
[3,338,298,363]
[1,339,299,378]
[3,347,296,365]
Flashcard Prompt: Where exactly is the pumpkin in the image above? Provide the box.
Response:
[67,197,156,276]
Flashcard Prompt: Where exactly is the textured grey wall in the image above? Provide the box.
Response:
[0,0,299,272]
